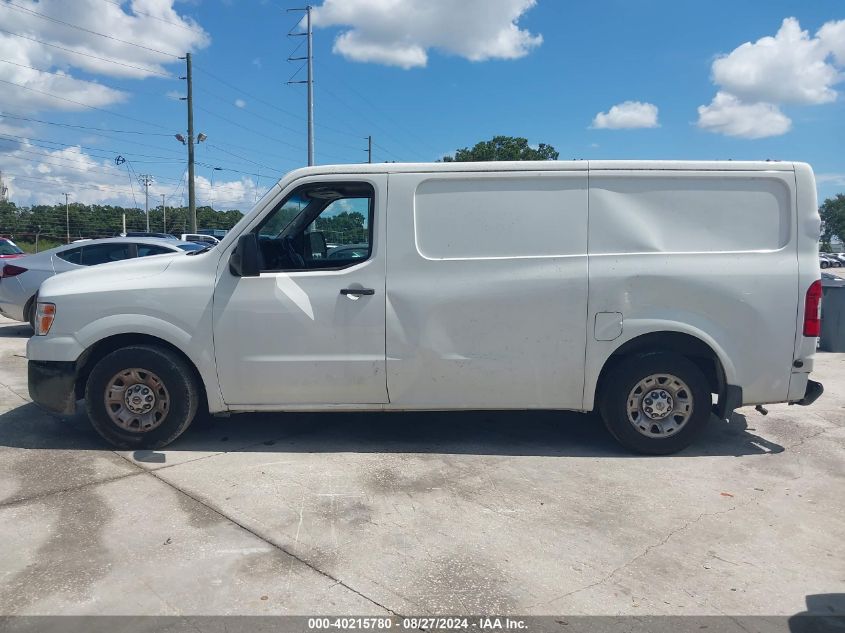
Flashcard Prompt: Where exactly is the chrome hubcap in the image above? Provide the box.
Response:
[626,373,693,438]
[104,368,170,433]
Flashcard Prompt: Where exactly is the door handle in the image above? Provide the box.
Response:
[340,288,375,296]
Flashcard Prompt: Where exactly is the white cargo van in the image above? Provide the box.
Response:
[26,161,824,454]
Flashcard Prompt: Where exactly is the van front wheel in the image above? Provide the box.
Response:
[85,345,199,449]
[599,353,711,455]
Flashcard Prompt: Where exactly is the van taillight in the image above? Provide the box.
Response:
[1,264,27,278]
[803,280,822,337]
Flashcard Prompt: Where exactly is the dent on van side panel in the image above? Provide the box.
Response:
[385,170,590,410]
[583,169,799,408]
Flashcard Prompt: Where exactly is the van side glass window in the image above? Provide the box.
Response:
[255,182,373,272]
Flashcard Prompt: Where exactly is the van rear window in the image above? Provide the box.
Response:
[413,175,588,260]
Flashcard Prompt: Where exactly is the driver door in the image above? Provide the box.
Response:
[212,176,388,406]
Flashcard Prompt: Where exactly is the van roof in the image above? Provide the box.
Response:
[280,160,799,182]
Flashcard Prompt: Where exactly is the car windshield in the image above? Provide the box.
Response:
[0,241,23,255]
[177,242,207,252]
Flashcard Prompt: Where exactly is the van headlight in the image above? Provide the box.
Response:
[35,302,56,336]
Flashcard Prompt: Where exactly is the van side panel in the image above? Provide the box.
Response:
[788,162,821,401]
[385,170,590,409]
[584,169,799,409]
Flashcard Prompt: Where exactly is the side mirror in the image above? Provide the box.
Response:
[307,231,327,260]
[229,233,260,277]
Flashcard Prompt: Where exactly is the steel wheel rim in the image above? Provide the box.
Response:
[626,373,693,438]
[104,368,170,433]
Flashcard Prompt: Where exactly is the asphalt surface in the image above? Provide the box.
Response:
[0,315,843,617]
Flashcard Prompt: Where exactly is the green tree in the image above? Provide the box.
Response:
[820,193,845,247]
[441,135,559,162]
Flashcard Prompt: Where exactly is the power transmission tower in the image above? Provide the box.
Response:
[0,171,8,202]
[288,6,314,166]
[366,135,372,163]
[138,174,154,232]
[63,192,71,243]
[161,194,167,233]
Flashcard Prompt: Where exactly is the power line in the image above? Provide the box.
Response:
[0,78,172,131]
[0,112,174,136]
[3,172,138,196]
[321,67,439,157]
[193,62,364,141]
[0,58,172,99]
[3,1,183,58]
[0,28,174,78]
[194,105,304,152]
[0,131,185,162]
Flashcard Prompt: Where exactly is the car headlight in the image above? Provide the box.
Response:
[35,302,56,336]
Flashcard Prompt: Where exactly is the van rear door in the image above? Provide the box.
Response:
[385,168,589,409]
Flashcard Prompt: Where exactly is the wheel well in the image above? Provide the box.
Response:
[75,334,207,407]
[596,331,725,406]
[23,295,36,322]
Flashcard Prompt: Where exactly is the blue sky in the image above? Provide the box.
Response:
[0,0,843,209]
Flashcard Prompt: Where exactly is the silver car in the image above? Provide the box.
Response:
[0,237,202,326]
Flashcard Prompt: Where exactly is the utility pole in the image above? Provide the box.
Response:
[366,135,372,163]
[161,194,167,233]
[138,174,153,232]
[63,192,70,243]
[186,52,197,232]
[288,6,314,166]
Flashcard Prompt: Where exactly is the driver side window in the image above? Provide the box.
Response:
[255,182,373,272]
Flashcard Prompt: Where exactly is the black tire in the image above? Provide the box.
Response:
[599,352,711,455]
[85,345,199,449]
[26,294,37,331]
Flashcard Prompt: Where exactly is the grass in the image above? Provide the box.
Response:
[15,239,64,254]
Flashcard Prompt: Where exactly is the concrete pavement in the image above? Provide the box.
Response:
[0,316,842,617]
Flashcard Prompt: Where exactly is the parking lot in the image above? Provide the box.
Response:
[0,311,843,619]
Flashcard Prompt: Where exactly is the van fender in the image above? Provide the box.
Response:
[583,318,738,411]
[73,313,225,413]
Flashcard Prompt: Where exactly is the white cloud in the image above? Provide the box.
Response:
[312,0,542,69]
[0,140,137,206]
[591,101,659,129]
[711,17,844,105]
[0,138,263,210]
[234,98,247,108]
[696,92,792,139]
[698,17,845,139]
[195,175,263,209]
[0,0,210,113]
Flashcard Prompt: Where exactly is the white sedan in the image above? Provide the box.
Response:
[0,237,203,327]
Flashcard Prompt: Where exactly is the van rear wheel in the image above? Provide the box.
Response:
[85,345,199,449]
[599,353,711,455]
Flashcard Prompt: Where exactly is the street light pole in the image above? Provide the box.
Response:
[186,52,197,233]
[161,193,167,233]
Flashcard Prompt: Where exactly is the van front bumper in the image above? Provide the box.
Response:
[28,360,77,416]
